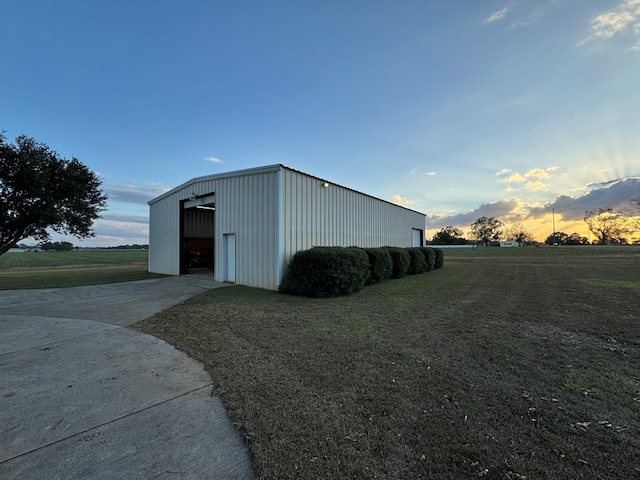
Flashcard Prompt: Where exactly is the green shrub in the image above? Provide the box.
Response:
[433,248,444,269]
[406,248,427,275]
[364,248,392,284]
[382,247,410,279]
[279,246,370,297]
[419,247,436,271]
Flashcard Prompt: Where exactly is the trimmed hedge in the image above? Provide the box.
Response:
[419,247,436,271]
[406,247,427,275]
[433,247,444,269]
[279,246,369,297]
[280,245,444,298]
[364,247,393,284]
[383,247,410,279]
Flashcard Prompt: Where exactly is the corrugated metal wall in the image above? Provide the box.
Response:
[214,169,280,289]
[279,168,426,281]
[150,165,426,291]
[149,192,180,275]
[183,209,214,237]
[149,166,281,290]
[149,178,220,276]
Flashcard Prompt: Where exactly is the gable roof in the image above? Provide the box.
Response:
[149,164,425,216]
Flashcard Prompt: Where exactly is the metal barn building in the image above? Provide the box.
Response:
[148,164,426,290]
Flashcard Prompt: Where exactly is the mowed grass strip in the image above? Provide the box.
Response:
[0,249,149,269]
[135,248,640,480]
[0,250,164,289]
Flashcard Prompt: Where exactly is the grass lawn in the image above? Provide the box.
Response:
[135,246,640,479]
[0,250,164,289]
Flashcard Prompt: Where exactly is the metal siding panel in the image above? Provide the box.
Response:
[184,209,214,237]
[276,168,286,285]
[149,179,219,276]
[279,169,426,284]
[148,191,180,275]
[213,171,279,290]
[150,170,279,288]
[151,166,425,289]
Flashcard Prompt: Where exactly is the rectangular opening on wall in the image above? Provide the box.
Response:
[180,193,215,275]
[223,233,236,283]
[412,228,424,247]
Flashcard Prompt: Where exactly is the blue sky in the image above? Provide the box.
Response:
[2,0,639,245]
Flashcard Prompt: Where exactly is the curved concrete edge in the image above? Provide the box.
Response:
[0,314,255,480]
[0,274,231,326]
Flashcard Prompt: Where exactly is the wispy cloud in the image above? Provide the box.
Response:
[507,173,527,183]
[392,194,418,206]
[498,166,559,190]
[486,7,510,24]
[107,182,171,205]
[101,214,149,224]
[410,169,437,176]
[484,3,555,30]
[527,177,640,220]
[426,198,522,230]
[524,168,551,180]
[579,0,640,48]
[204,156,223,163]
[526,180,545,191]
[93,218,150,239]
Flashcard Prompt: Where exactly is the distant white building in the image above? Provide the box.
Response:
[148,164,427,290]
[500,240,522,247]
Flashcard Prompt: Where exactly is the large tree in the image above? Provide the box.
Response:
[545,231,566,245]
[430,226,467,245]
[583,208,630,245]
[0,133,108,256]
[544,231,589,245]
[623,197,640,232]
[503,222,536,245]
[470,216,503,246]
[566,232,589,245]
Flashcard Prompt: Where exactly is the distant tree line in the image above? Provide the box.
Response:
[428,217,536,246]
[543,232,589,246]
[40,241,75,251]
[30,243,149,251]
[428,197,640,247]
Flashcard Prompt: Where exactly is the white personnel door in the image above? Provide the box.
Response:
[412,229,423,247]
[223,233,236,283]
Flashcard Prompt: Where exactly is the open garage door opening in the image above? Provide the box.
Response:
[180,193,215,275]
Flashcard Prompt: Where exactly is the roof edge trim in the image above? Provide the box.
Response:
[149,163,425,216]
[148,164,283,205]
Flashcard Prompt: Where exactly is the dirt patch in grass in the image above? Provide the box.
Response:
[520,322,640,356]
[135,249,640,479]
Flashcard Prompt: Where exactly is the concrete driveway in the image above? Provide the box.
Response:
[0,275,255,479]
